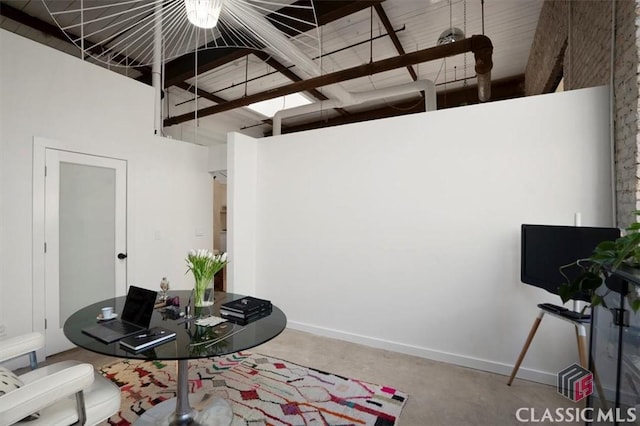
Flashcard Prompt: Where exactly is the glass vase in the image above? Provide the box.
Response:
[193,277,213,307]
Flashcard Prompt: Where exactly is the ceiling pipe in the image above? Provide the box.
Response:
[164,35,493,127]
[152,2,162,135]
[272,80,436,136]
[473,37,493,102]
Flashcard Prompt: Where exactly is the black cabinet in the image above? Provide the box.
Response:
[589,266,640,424]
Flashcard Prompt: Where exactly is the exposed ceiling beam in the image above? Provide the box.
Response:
[437,75,524,108]
[0,2,68,44]
[374,3,417,81]
[162,49,339,103]
[164,35,493,127]
[274,75,525,135]
[169,51,348,117]
[0,2,149,71]
[163,47,252,88]
[252,51,349,117]
[174,82,277,128]
[162,0,385,86]
[315,0,385,26]
[268,0,384,37]
[252,50,326,102]
[174,82,227,104]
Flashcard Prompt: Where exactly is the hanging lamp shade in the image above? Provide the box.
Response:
[437,27,465,45]
[184,0,225,29]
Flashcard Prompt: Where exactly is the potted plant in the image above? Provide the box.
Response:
[186,249,228,307]
[559,211,640,312]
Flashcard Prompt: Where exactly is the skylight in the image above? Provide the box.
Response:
[247,93,312,118]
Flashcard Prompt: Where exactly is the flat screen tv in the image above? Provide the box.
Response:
[520,224,620,300]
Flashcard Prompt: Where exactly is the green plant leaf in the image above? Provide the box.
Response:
[595,241,617,251]
[559,286,572,303]
[556,216,640,312]
[626,222,640,230]
[591,294,603,307]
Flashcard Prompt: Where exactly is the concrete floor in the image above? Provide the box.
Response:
[45,328,578,425]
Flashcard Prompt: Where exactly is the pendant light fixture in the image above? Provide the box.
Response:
[437,0,465,45]
[42,0,321,68]
[184,0,225,29]
[436,27,465,45]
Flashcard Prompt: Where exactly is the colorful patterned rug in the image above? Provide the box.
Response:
[99,352,407,425]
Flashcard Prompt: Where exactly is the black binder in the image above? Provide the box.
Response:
[221,296,271,315]
[119,327,176,352]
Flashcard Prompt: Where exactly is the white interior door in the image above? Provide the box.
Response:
[44,149,127,355]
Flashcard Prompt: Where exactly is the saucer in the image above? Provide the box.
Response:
[97,313,117,321]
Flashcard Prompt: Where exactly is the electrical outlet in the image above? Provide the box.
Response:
[0,324,6,337]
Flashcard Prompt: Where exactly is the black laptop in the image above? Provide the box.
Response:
[82,286,157,343]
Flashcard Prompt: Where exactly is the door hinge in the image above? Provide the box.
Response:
[44,242,47,253]
[613,308,629,327]
[44,166,47,177]
[44,318,47,330]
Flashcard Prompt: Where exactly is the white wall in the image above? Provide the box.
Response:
[208,143,228,173]
[229,86,613,384]
[0,30,212,343]
[227,133,258,296]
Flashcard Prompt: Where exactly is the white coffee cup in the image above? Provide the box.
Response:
[101,307,114,318]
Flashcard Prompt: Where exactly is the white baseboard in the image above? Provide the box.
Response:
[287,320,558,386]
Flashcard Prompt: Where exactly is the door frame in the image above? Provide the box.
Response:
[32,136,130,360]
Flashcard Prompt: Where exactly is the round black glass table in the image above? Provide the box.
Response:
[64,290,286,426]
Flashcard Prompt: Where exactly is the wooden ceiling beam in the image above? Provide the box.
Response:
[0,2,149,71]
[174,82,227,104]
[163,0,385,86]
[164,35,493,127]
[170,51,348,117]
[437,75,525,108]
[315,0,385,26]
[0,3,68,44]
[268,0,384,37]
[163,48,253,88]
[373,3,417,81]
[252,51,326,102]
[252,51,349,117]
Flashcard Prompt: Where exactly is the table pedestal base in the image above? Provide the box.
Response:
[134,392,233,426]
[134,359,232,426]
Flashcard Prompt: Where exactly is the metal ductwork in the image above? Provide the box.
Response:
[224,0,354,105]
[164,35,494,127]
[226,1,491,129]
[472,36,493,102]
[273,80,437,136]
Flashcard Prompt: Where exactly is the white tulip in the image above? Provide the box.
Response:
[221,252,227,262]
[189,249,196,256]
